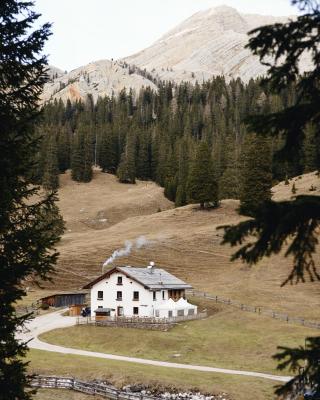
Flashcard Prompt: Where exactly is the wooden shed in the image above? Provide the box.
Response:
[69,304,84,316]
[40,291,88,308]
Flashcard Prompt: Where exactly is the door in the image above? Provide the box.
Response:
[117,306,124,317]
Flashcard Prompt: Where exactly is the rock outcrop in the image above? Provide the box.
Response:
[41,59,157,104]
[42,5,312,103]
[124,5,311,83]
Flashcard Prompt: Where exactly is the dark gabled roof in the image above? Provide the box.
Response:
[83,266,192,290]
[94,308,115,313]
[40,291,89,301]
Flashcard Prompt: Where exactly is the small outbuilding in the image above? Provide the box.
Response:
[39,291,88,308]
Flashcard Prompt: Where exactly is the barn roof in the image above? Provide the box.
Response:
[39,291,88,301]
[83,266,192,290]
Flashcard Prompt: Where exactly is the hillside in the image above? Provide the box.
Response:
[41,59,157,103]
[272,171,320,201]
[42,170,320,321]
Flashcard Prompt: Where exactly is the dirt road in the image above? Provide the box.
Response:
[17,310,292,383]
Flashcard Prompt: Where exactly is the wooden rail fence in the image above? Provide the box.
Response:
[31,375,159,399]
[188,290,320,330]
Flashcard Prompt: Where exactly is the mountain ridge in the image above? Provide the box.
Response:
[43,5,309,103]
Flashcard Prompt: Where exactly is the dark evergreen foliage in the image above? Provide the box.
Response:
[36,75,310,205]
[187,142,219,208]
[0,1,62,399]
[222,0,320,396]
[42,134,59,190]
[239,134,272,217]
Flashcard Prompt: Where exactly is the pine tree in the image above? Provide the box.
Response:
[0,2,62,399]
[303,123,319,173]
[42,134,59,190]
[71,127,93,183]
[71,131,85,182]
[239,134,272,217]
[175,139,189,207]
[57,124,71,173]
[117,131,136,183]
[219,137,241,200]
[83,130,93,182]
[222,2,320,395]
[136,129,151,180]
[164,176,177,202]
[187,142,219,209]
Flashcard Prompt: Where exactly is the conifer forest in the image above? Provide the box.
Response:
[36,77,319,210]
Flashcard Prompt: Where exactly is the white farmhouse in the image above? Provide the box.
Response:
[83,263,197,320]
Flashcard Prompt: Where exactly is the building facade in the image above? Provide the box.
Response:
[83,264,197,320]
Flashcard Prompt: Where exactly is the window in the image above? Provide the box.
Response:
[153,291,156,301]
[168,310,173,318]
[133,291,139,301]
[133,307,139,315]
[177,309,185,317]
[116,291,122,301]
[97,291,103,300]
[117,276,123,285]
[98,306,103,309]
[117,306,124,316]
[162,291,165,300]
[188,309,195,316]
[155,310,160,317]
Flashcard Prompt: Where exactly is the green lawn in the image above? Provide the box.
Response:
[40,301,316,375]
[28,349,277,400]
[34,389,96,400]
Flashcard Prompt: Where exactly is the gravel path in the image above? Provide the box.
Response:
[18,310,291,383]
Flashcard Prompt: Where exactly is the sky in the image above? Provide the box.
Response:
[34,0,298,72]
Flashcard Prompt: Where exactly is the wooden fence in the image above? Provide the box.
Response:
[31,375,159,399]
[76,312,208,331]
[188,290,320,330]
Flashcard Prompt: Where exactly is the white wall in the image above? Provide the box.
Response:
[91,271,169,318]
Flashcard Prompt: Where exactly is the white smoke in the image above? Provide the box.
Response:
[103,236,149,269]
[136,236,148,249]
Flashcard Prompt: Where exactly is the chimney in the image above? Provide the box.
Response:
[147,261,155,273]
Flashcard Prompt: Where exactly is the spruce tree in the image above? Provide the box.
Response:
[83,130,93,182]
[219,137,241,200]
[71,128,93,183]
[175,138,190,207]
[117,130,136,183]
[42,134,59,190]
[57,124,71,173]
[303,123,319,173]
[187,142,219,209]
[71,131,85,182]
[0,2,62,399]
[222,2,320,395]
[239,133,272,217]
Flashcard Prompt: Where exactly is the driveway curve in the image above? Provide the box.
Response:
[17,309,291,383]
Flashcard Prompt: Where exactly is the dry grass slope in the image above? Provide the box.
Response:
[49,170,320,321]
